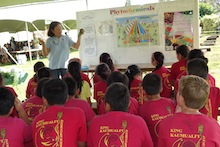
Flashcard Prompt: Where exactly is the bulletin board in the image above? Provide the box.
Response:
[76,0,199,67]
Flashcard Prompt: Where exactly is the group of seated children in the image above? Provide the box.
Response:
[0,46,220,146]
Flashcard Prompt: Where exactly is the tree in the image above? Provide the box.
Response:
[199,2,214,18]
[200,0,220,13]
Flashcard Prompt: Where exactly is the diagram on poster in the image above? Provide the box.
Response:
[115,14,159,47]
[164,11,193,51]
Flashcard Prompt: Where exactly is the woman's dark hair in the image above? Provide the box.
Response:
[95,63,111,81]
[68,61,83,94]
[124,64,141,89]
[176,45,189,59]
[47,21,61,37]
[99,53,115,72]
[152,52,164,71]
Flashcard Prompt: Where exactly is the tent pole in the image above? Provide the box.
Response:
[2,47,20,67]
[25,21,32,64]
[31,23,47,40]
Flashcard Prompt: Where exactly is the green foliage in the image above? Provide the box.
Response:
[199,2,214,18]
[202,14,220,31]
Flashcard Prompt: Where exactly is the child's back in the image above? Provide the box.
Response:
[158,112,220,146]
[139,73,176,146]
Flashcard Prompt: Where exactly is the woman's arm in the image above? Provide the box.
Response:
[72,29,84,49]
[39,38,49,56]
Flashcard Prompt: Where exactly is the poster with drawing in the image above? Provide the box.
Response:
[164,11,194,51]
[115,14,159,47]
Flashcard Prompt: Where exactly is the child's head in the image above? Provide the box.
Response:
[151,52,164,69]
[106,71,129,88]
[63,77,77,97]
[99,52,115,71]
[42,79,68,106]
[187,58,208,79]
[34,61,45,72]
[0,87,15,116]
[36,78,50,98]
[95,63,111,81]
[142,73,162,96]
[178,75,210,109]
[176,45,189,60]
[105,82,130,112]
[187,49,208,63]
[125,64,141,88]
[37,67,52,82]
[68,61,82,93]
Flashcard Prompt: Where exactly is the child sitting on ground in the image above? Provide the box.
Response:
[63,77,96,124]
[32,79,87,147]
[88,83,153,147]
[158,75,220,146]
[0,87,32,146]
[98,71,139,115]
[151,52,172,98]
[125,64,144,104]
[139,73,176,146]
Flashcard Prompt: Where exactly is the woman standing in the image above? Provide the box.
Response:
[39,21,84,78]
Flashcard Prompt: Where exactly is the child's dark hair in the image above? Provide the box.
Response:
[95,63,111,81]
[0,87,15,115]
[42,79,68,105]
[34,62,45,72]
[99,52,115,72]
[187,49,208,63]
[176,45,189,59]
[125,64,141,89]
[105,82,130,112]
[37,67,52,82]
[106,71,129,88]
[33,62,45,82]
[152,52,164,71]
[187,58,208,79]
[63,77,77,97]
[47,21,61,37]
[36,78,50,98]
[142,73,162,95]
[68,61,82,93]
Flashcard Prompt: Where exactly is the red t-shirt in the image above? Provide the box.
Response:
[88,111,153,147]
[139,98,176,147]
[93,74,101,84]
[158,112,220,147]
[94,81,107,109]
[0,117,32,147]
[63,72,92,87]
[64,98,96,123]
[32,105,87,147]
[130,78,144,104]
[26,77,37,98]
[152,66,172,98]
[22,95,45,122]
[170,59,187,84]
[98,97,139,115]
[199,86,220,120]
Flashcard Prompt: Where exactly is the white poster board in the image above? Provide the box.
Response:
[77,0,199,67]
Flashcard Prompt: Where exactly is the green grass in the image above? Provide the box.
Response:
[0,50,79,101]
